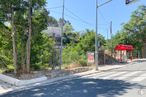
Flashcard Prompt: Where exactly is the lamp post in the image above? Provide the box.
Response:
[95,0,112,70]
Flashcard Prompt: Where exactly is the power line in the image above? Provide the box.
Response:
[65,7,94,26]
[49,9,94,27]
[49,10,82,21]
[46,4,105,28]
[48,9,62,14]
[47,6,62,9]
[49,9,110,29]
[47,5,98,27]
[98,10,109,25]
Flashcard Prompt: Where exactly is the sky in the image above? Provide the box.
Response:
[46,0,146,39]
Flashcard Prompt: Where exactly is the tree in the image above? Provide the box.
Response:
[22,0,48,73]
[0,21,13,72]
[123,5,146,58]
[78,29,105,53]
[0,0,22,73]
[63,29,105,65]
[26,0,32,73]
[48,16,58,27]
[105,31,128,51]
[0,0,51,74]
[63,23,79,45]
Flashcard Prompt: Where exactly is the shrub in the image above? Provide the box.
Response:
[79,59,87,66]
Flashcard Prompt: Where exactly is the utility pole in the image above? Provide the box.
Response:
[60,0,65,69]
[110,21,112,38]
[107,29,109,40]
[110,21,113,57]
[95,0,99,70]
[95,0,112,70]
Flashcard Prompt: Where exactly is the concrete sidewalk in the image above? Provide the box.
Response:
[0,81,13,95]
[0,64,125,95]
[98,64,125,71]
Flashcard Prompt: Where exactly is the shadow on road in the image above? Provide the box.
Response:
[0,77,144,97]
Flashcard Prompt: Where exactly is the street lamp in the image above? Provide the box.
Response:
[95,0,112,70]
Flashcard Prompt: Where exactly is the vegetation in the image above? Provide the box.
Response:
[105,5,146,58]
[0,0,53,74]
[0,1,146,75]
[63,29,105,67]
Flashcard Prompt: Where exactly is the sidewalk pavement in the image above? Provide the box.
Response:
[0,81,13,95]
[0,64,125,95]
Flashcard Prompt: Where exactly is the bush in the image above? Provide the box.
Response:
[5,64,15,73]
[31,64,41,70]
[0,69,2,73]
[79,59,87,66]
[63,47,80,64]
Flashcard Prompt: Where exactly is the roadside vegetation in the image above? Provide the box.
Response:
[0,0,146,75]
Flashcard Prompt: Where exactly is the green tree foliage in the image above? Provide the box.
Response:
[105,31,128,51]
[63,29,105,66]
[0,0,58,73]
[105,5,146,58]
[63,23,80,45]
[0,23,12,72]
[123,5,146,57]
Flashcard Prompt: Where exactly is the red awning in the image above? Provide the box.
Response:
[114,44,134,51]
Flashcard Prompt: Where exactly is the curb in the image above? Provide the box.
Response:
[20,65,124,88]
[0,74,19,85]
[1,65,124,87]
[0,65,125,95]
[0,74,47,86]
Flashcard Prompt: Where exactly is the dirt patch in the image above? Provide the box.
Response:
[4,67,93,80]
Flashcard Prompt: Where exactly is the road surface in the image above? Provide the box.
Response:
[1,61,146,97]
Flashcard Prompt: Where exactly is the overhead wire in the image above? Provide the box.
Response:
[47,6,62,9]
[98,10,109,26]
[46,4,95,27]
[64,7,94,26]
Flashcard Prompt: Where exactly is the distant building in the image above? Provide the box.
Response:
[45,27,61,38]
[42,27,62,48]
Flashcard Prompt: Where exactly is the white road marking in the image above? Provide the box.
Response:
[81,72,115,79]
[81,70,146,82]
[115,71,142,80]
[131,73,146,82]
[102,72,127,79]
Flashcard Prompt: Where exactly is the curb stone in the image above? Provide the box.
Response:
[0,74,47,86]
[14,65,125,90]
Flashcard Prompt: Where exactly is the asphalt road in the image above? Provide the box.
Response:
[1,61,146,97]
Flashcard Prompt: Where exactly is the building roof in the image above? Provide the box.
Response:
[114,44,134,51]
[43,27,61,37]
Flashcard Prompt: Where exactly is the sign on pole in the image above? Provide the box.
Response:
[87,52,94,63]
[125,0,138,5]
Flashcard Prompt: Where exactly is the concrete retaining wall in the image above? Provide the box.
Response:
[0,74,47,86]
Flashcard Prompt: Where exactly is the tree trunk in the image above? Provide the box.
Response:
[142,43,146,58]
[11,7,18,74]
[26,0,32,73]
[21,46,26,73]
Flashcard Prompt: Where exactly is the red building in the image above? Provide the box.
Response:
[114,44,134,62]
